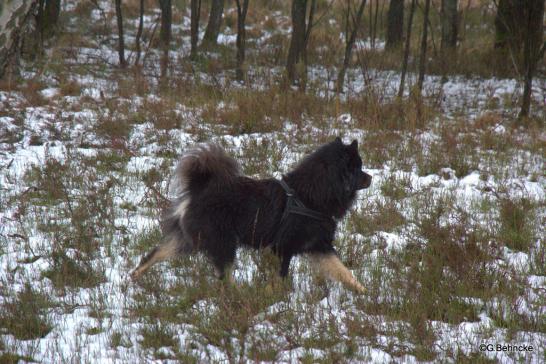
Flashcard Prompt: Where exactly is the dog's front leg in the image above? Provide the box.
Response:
[309,253,365,294]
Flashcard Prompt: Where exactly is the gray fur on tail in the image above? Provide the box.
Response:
[175,144,241,193]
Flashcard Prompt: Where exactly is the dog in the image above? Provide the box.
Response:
[131,137,372,293]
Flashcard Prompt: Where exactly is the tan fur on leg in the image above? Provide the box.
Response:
[215,266,235,284]
[130,238,179,280]
[310,253,365,294]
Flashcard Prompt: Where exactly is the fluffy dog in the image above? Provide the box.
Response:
[131,137,371,293]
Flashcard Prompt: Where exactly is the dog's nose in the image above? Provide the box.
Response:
[360,172,372,189]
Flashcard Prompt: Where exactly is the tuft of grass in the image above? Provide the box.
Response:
[498,198,536,252]
[42,251,106,290]
[0,283,54,340]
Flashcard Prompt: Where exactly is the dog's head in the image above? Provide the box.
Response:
[335,137,372,191]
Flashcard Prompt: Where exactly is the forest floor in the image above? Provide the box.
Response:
[0,1,545,363]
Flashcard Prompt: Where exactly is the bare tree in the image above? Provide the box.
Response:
[494,0,525,51]
[202,0,225,48]
[191,0,202,59]
[135,0,145,66]
[416,0,431,95]
[0,0,37,79]
[114,0,126,68]
[386,0,404,50]
[37,0,61,40]
[235,0,250,81]
[286,0,317,88]
[338,0,367,93]
[398,0,416,97]
[519,0,545,119]
[441,0,458,50]
[158,0,171,77]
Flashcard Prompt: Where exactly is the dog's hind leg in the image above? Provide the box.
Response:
[131,237,180,280]
[309,253,365,294]
[208,243,236,283]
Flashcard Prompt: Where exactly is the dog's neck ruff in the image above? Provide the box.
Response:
[277,179,332,222]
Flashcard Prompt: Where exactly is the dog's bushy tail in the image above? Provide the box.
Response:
[175,144,241,193]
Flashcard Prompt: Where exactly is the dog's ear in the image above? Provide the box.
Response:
[335,137,342,144]
[350,140,358,149]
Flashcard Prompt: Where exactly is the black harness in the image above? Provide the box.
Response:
[277,179,331,223]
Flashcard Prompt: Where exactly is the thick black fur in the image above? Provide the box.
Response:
[160,137,371,278]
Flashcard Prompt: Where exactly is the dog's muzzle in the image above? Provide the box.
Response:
[359,171,372,189]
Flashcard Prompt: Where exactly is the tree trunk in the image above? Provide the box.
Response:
[286,0,308,85]
[398,0,416,97]
[190,0,201,59]
[37,0,60,40]
[372,0,379,48]
[115,0,126,68]
[158,0,171,51]
[0,0,37,79]
[416,0,431,94]
[441,0,458,50]
[135,0,144,66]
[386,0,403,50]
[337,0,367,93]
[202,0,224,48]
[519,0,545,119]
[158,0,171,78]
[235,0,250,81]
[494,0,525,51]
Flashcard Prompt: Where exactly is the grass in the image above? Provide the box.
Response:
[0,0,544,362]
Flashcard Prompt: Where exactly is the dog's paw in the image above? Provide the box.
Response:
[129,269,141,281]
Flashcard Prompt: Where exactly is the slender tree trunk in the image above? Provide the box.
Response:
[115,0,126,68]
[494,0,525,51]
[158,0,171,51]
[158,0,171,78]
[441,0,458,50]
[286,0,308,85]
[416,0,431,94]
[235,0,250,81]
[372,0,379,48]
[37,0,60,40]
[338,0,367,93]
[302,0,316,69]
[519,0,545,119]
[386,0,404,50]
[191,0,202,59]
[398,0,416,97]
[202,0,224,47]
[135,0,144,66]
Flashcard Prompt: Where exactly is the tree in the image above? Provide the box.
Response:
[135,0,145,66]
[0,0,37,79]
[386,0,403,50]
[286,0,317,88]
[202,0,225,48]
[235,0,250,81]
[494,0,525,51]
[191,0,202,59]
[114,0,126,68]
[158,0,172,52]
[519,0,545,119]
[368,0,380,49]
[158,0,171,77]
[441,0,458,50]
[37,0,61,40]
[398,0,416,97]
[338,0,367,93]
[416,0,431,94]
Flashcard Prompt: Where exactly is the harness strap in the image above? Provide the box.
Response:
[277,179,331,222]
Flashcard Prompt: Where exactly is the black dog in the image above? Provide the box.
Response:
[131,138,371,293]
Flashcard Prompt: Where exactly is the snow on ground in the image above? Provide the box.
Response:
[0,1,545,363]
